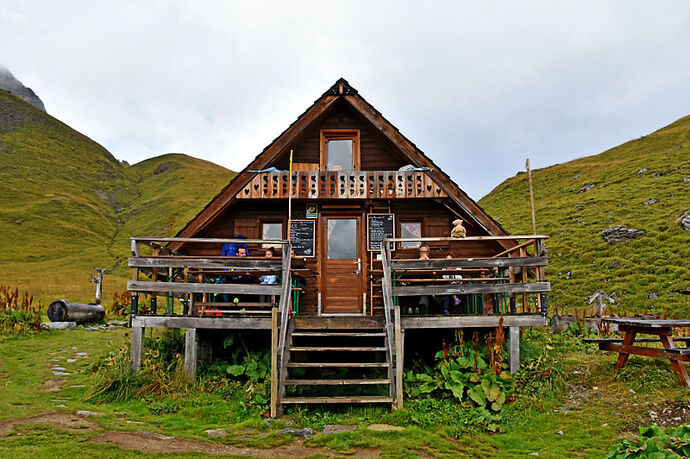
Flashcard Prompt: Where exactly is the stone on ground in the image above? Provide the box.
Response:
[322,424,357,434]
[367,423,405,432]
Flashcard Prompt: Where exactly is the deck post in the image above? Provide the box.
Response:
[270,307,279,418]
[400,329,405,368]
[394,306,403,409]
[184,328,198,380]
[130,325,144,371]
[508,326,520,374]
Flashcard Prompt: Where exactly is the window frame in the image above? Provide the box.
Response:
[320,129,360,171]
[399,220,423,249]
[261,220,284,249]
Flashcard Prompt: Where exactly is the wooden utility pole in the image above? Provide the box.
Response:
[526,159,537,235]
[526,158,541,313]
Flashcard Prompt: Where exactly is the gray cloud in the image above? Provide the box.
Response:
[2,1,689,199]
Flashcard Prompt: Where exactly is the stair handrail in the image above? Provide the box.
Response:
[380,241,396,394]
[277,242,293,368]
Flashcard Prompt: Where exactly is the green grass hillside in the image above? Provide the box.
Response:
[479,115,690,317]
[0,90,234,304]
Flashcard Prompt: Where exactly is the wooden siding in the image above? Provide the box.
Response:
[275,101,406,171]
[179,199,505,316]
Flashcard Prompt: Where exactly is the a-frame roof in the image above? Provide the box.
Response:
[171,78,511,250]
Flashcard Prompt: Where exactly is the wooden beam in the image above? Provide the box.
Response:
[392,282,551,296]
[508,327,520,374]
[492,239,538,258]
[134,237,289,245]
[131,316,272,329]
[600,343,690,362]
[385,235,549,242]
[520,248,528,312]
[130,326,144,371]
[293,317,384,329]
[401,315,547,329]
[270,308,278,418]
[184,328,198,380]
[129,257,283,270]
[394,306,403,410]
[127,281,282,296]
[390,256,548,270]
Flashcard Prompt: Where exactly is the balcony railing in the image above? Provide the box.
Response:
[236,170,448,199]
[379,235,551,318]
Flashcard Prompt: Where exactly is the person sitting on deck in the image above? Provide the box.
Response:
[258,248,278,304]
[409,245,431,315]
[440,254,462,315]
[222,244,253,303]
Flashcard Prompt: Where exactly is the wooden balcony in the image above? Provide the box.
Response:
[236,170,448,200]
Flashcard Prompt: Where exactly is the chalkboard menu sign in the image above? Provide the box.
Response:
[290,220,315,257]
[367,214,395,252]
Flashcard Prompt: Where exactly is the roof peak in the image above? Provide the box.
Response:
[323,78,358,96]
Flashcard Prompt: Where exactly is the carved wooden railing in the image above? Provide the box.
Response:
[236,170,448,200]
[380,235,551,317]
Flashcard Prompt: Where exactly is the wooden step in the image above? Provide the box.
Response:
[281,396,394,404]
[283,379,390,386]
[199,302,274,307]
[289,346,387,352]
[291,332,385,337]
[286,362,389,368]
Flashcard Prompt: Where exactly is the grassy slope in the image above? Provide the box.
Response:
[0,91,234,304]
[479,115,690,316]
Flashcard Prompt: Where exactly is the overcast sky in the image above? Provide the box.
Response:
[2,1,690,199]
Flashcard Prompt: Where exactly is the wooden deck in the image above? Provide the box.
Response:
[128,235,551,417]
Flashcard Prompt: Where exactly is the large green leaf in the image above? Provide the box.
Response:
[485,383,501,402]
[468,385,486,406]
[226,364,245,376]
[447,381,464,400]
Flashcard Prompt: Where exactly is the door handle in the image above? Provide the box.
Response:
[354,258,361,274]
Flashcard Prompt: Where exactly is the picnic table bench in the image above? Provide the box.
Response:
[588,318,690,387]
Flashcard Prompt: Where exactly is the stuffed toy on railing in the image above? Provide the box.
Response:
[450,219,466,238]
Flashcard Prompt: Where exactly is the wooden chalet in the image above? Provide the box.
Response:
[128,78,550,416]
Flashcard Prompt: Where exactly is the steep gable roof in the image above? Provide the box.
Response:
[171,78,511,250]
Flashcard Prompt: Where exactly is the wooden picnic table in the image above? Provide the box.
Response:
[598,318,690,387]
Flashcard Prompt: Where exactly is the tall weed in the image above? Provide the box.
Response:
[0,285,43,335]
[84,330,190,402]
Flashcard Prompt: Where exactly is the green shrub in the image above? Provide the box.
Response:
[606,424,690,458]
[197,333,271,414]
[403,330,513,431]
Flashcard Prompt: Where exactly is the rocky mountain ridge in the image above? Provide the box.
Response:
[0,65,46,112]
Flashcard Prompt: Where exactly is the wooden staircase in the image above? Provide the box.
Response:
[277,325,396,409]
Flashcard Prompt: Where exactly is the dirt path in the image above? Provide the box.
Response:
[1,411,380,457]
[0,412,102,436]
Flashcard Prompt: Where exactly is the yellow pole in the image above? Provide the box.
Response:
[288,150,293,239]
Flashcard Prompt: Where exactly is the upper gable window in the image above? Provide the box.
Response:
[321,130,360,171]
